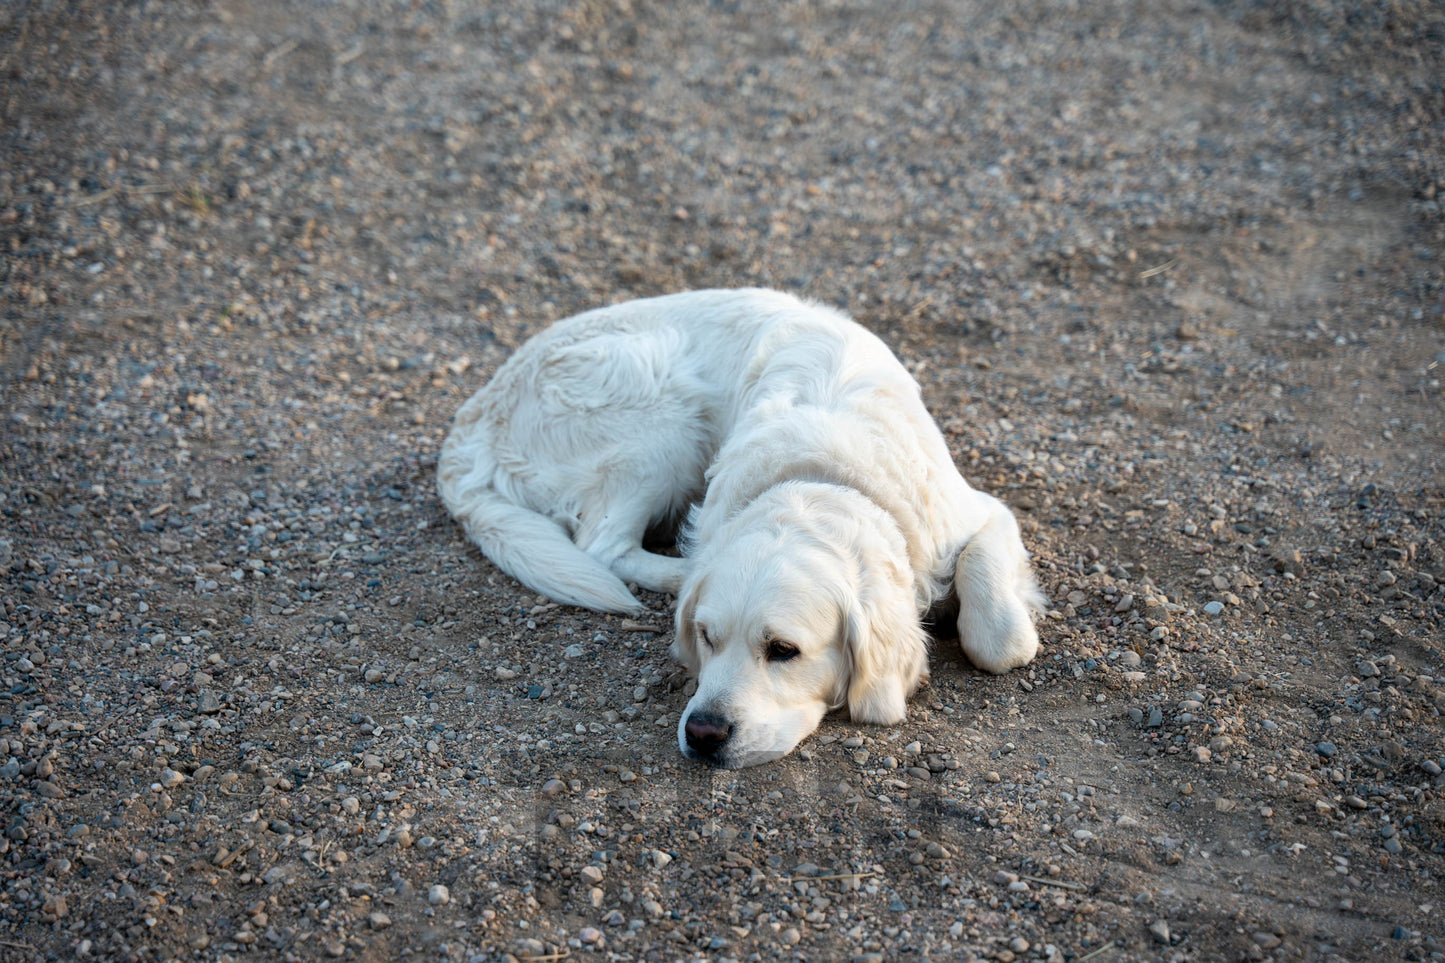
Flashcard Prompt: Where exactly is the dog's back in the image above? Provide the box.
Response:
[438,289,831,612]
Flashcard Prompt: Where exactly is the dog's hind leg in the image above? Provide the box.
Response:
[611,548,690,596]
[573,480,694,599]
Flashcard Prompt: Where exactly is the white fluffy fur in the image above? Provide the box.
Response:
[438,289,1044,767]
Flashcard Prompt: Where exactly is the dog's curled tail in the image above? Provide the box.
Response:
[437,438,646,616]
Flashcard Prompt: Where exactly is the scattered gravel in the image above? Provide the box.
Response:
[1,0,1442,961]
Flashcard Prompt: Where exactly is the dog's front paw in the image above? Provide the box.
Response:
[953,508,1044,674]
[959,606,1038,674]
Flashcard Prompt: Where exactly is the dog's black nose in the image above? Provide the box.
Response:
[684,712,732,756]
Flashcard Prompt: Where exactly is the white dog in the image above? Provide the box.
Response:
[438,289,1043,767]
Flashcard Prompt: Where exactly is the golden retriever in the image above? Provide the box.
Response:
[438,289,1042,767]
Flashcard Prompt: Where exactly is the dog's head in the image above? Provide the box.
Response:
[671,483,927,768]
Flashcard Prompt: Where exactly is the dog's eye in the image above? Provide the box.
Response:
[698,627,713,650]
[765,639,800,663]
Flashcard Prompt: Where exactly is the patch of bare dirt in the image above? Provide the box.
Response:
[1,1,1442,961]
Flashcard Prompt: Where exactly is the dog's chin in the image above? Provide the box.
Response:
[680,743,789,769]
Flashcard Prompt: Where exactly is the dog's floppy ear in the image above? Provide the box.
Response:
[670,575,706,675]
[841,584,928,726]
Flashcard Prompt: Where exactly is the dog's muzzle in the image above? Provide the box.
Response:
[682,710,732,761]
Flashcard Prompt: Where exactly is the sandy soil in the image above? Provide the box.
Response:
[1,1,1443,961]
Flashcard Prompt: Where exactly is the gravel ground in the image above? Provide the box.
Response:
[2,1,1443,960]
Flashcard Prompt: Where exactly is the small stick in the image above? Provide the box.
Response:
[334,42,365,66]
[263,39,298,67]
[777,871,878,883]
[1080,944,1115,961]
[73,188,116,207]
[1137,258,1177,279]
[1022,874,1084,891]
[73,183,177,207]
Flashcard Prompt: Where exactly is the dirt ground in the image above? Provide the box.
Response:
[2,1,1443,960]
